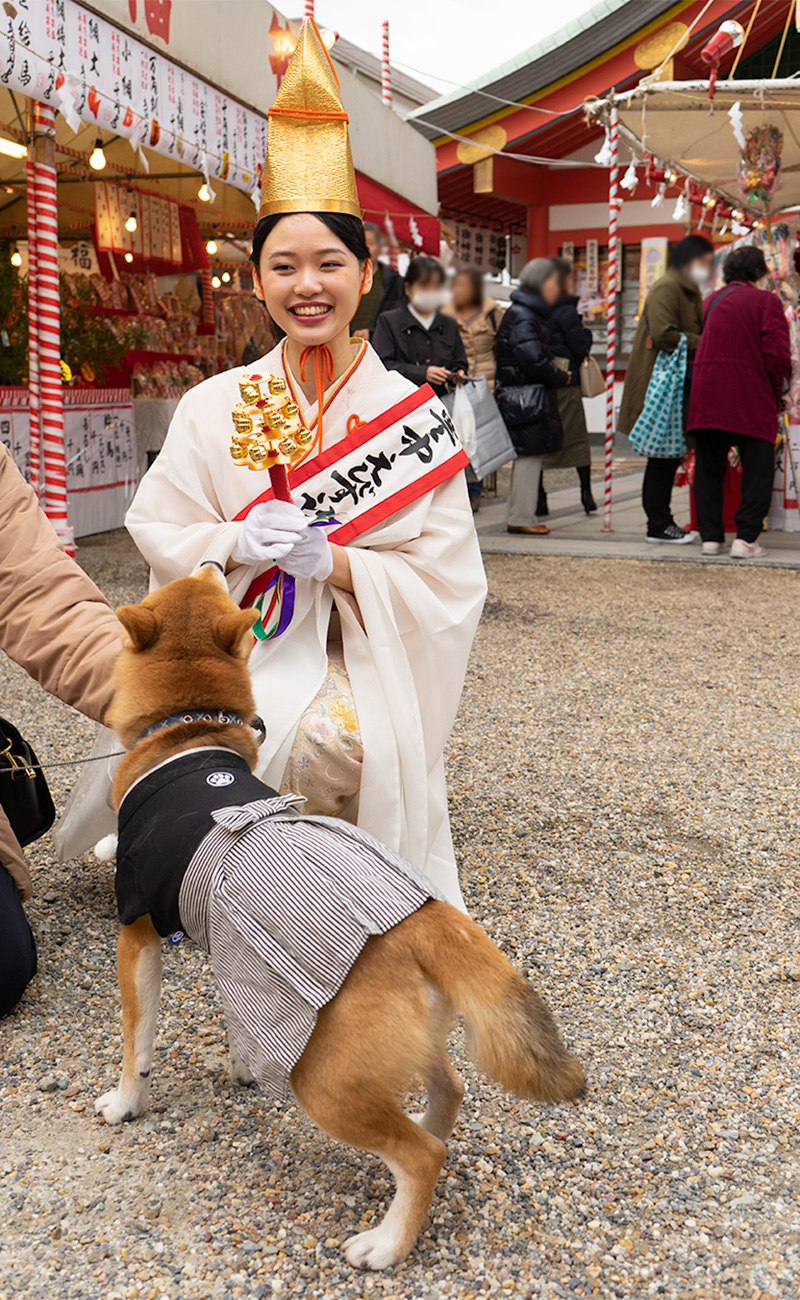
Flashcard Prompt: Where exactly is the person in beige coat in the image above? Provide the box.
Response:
[444,266,503,510]
[0,446,121,1015]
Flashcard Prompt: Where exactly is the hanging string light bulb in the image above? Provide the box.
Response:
[89,138,106,170]
[206,238,218,255]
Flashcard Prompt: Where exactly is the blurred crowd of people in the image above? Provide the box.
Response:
[354,229,791,553]
[622,234,791,557]
[362,235,595,532]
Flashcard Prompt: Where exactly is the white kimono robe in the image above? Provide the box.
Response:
[127,342,485,906]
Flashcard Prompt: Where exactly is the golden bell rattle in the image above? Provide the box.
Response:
[229,372,309,501]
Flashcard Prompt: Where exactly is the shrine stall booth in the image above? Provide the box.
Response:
[588,76,800,532]
[0,0,439,548]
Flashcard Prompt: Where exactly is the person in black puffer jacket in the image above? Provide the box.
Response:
[495,258,569,536]
[541,257,595,517]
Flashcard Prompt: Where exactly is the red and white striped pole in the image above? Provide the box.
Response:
[304,0,314,19]
[381,21,392,108]
[603,101,619,532]
[32,102,73,555]
[26,143,40,495]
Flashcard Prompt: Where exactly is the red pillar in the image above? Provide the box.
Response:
[526,203,549,261]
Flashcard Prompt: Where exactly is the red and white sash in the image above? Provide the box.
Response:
[236,384,467,611]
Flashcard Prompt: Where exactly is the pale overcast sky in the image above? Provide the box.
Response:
[316,0,597,98]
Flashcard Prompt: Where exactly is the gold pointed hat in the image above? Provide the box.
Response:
[260,20,361,220]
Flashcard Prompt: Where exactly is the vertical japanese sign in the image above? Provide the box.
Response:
[585,239,599,293]
[637,237,668,317]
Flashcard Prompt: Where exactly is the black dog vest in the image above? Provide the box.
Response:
[115,748,277,936]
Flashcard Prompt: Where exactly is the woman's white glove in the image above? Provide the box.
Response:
[231,499,333,582]
[231,499,308,566]
[279,522,333,582]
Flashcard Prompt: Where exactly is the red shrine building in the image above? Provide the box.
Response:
[407,0,800,363]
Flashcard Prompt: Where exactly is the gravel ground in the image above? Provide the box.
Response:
[2,537,800,1300]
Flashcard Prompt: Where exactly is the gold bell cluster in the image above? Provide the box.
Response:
[229,373,314,471]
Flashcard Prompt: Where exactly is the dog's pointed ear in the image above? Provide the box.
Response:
[214,607,259,659]
[117,604,160,652]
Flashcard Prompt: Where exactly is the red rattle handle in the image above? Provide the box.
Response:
[269,464,292,503]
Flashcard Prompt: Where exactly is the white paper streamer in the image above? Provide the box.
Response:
[650,183,666,209]
[594,131,613,167]
[55,71,82,133]
[620,160,639,193]
[672,192,687,222]
[728,101,746,150]
[125,118,149,173]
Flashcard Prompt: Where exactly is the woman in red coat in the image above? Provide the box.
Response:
[688,245,791,558]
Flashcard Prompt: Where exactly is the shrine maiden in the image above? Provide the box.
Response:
[125,25,485,906]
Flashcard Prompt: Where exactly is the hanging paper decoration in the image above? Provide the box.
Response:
[672,191,687,222]
[737,125,783,205]
[0,0,268,200]
[728,101,746,150]
[620,160,639,193]
[650,183,667,208]
[594,131,613,167]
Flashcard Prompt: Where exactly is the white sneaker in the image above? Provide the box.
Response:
[701,541,723,556]
[730,538,767,559]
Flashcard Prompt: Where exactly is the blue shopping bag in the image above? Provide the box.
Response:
[629,334,688,459]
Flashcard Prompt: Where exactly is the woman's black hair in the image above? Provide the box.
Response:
[250,212,369,268]
[453,265,484,307]
[723,245,768,284]
[670,234,714,270]
[404,255,445,289]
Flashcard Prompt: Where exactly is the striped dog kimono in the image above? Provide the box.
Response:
[115,748,439,1101]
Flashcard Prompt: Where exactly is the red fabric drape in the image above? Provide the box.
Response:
[355,173,440,255]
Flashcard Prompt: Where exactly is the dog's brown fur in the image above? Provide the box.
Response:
[97,568,585,1270]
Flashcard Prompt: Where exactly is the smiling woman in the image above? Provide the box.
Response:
[62,20,486,908]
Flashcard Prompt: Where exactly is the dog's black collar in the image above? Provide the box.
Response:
[136,711,266,746]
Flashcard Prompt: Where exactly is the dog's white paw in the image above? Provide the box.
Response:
[95,1086,146,1124]
[93,833,118,863]
[227,1034,255,1086]
[344,1226,406,1271]
[229,1055,255,1086]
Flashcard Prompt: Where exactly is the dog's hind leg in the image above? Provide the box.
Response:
[414,1049,465,1141]
[293,1060,445,1271]
[96,916,162,1124]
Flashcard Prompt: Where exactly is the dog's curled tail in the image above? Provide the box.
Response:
[408,901,585,1103]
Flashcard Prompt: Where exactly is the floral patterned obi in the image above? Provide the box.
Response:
[279,646,363,818]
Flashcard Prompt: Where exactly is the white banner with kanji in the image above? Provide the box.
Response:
[0,387,137,537]
[0,1,267,199]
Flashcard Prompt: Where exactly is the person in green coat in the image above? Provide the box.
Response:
[619,235,714,543]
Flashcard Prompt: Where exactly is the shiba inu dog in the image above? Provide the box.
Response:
[96,567,585,1270]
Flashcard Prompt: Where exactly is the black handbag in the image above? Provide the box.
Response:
[495,382,551,428]
[0,717,55,847]
[495,383,563,457]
